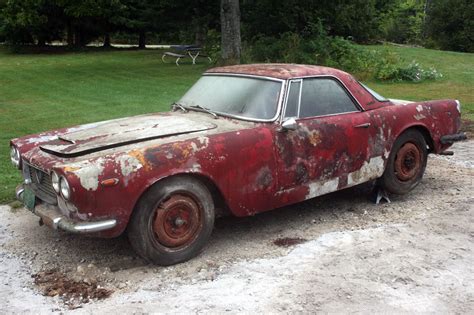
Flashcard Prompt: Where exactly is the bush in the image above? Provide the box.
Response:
[380,60,443,82]
[246,30,442,82]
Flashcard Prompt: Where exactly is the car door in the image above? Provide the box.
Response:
[274,77,375,200]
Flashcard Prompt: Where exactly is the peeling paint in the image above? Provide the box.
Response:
[117,155,143,177]
[347,156,385,186]
[305,178,340,200]
[414,114,426,120]
[70,158,106,191]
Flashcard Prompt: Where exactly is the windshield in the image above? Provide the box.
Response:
[178,75,282,120]
[359,82,388,102]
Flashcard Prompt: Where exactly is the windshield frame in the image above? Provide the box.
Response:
[187,73,286,123]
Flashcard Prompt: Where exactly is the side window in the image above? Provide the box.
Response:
[299,78,358,118]
[284,80,301,118]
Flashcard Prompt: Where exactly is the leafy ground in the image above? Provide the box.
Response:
[0,46,472,203]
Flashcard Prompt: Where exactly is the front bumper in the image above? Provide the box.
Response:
[16,184,117,234]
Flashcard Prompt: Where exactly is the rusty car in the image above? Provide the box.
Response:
[10,64,466,265]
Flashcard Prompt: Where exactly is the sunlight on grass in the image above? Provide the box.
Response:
[360,45,474,120]
[0,48,207,203]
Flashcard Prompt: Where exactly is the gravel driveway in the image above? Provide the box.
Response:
[1,141,473,314]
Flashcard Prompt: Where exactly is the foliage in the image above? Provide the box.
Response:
[377,60,443,81]
[379,0,426,45]
[425,0,474,52]
[247,23,443,83]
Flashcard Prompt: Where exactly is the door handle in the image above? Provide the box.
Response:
[354,123,371,129]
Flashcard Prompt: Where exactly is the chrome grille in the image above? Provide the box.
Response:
[23,162,57,204]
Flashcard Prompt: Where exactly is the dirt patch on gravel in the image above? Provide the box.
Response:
[0,140,473,313]
[33,269,112,309]
[273,237,308,247]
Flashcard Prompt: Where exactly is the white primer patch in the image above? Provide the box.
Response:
[197,136,209,146]
[305,178,340,200]
[416,104,423,112]
[347,156,385,186]
[24,135,58,144]
[117,155,143,177]
[414,114,426,121]
[71,158,106,191]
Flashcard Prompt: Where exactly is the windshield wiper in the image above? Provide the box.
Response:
[171,102,188,113]
[189,105,218,119]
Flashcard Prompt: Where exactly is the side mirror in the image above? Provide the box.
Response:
[281,118,297,131]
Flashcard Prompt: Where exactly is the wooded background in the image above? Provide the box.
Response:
[0,0,472,62]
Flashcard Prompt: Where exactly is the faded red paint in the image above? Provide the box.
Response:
[10,64,462,238]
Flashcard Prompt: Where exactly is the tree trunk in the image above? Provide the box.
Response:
[195,23,207,47]
[138,31,146,49]
[37,37,46,47]
[103,33,111,48]
[220,0,241,65]
[66,21,74,47]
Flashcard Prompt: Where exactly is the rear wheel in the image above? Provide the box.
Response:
[128,176,215,265]
[380,130,428,195]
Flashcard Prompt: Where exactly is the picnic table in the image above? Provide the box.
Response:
[162,45,212,66]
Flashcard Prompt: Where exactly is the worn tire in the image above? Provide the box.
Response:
[128,176,215,266]
[380,129,428,195]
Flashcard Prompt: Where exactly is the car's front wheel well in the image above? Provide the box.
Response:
[132,173,230,221]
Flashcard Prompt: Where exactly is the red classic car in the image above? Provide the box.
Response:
[10,64,465,265]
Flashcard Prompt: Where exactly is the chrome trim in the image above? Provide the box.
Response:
[280,79,302,123]
[203,72,285,83]
[34,203,117,234]
[287,74,364,112]
[198,73,286,123]
[15,185,25,201]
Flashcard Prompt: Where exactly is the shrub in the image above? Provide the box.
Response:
[381,60,443,82]
[246,31,442,82]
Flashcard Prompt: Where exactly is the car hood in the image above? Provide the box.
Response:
[39,114,217,157]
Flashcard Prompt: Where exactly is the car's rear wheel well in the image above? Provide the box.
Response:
[405,126,435,153]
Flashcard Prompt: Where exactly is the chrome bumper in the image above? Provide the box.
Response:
[16,184,117,234]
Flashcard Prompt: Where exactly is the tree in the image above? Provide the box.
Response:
[425,0,474,52]
[220,0,240,65]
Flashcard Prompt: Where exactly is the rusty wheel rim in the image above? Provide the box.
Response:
[153,194,202,248]
[394,142,422,181]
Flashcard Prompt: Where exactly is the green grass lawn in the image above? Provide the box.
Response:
[361,45,474,120]
[0,45,472,204]
[0,48,207,203]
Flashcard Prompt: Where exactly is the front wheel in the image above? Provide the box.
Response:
[379,130,428,195]
[128,176,215,265]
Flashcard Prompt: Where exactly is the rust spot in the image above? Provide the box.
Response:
[128,149,151,171]
[307,130,322,146]
[63,166,80,173]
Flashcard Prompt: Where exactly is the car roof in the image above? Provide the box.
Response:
[206,63,351,80]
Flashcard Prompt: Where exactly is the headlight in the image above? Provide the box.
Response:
[10,146,20,169]
[60,176,71,200]
[51,172,60,193]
